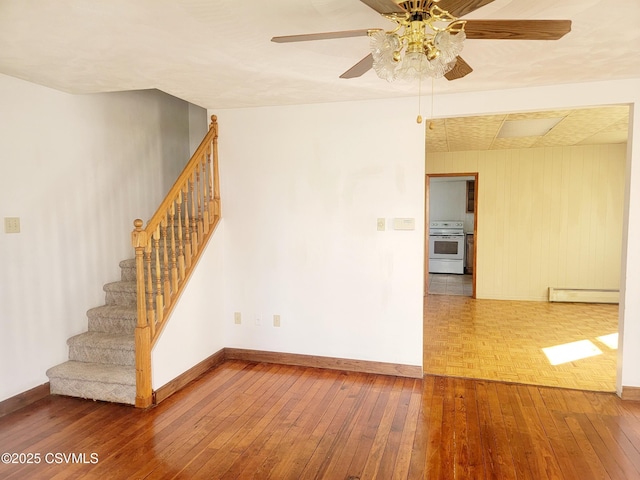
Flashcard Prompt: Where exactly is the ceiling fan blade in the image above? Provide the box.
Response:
[340,54,374,79]
[359,0,406,14]
[464,20,572,40]
[436,0,495,18]
[271,29,377,43]
[445,56,473,81]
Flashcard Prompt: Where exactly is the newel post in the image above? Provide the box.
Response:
[132,219,153,408]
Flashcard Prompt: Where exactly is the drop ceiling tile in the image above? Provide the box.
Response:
[445,115,504,151]
[427,105,629,153]
[425,119,448,153]
[491,137,539,150]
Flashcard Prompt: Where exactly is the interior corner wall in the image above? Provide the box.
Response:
[188,103,208,156]
[210,98,425,368]
[424,77,640,392]
[427,144,626,301]
[619,100,640,394]
[0,75,196,402]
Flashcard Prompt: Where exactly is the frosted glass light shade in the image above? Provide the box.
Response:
[397,52,429,80]
[397,52,457,80]
[370,30,400,82]
[433,30,465,64]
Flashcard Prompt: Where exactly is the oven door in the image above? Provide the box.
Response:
[429,235,464,261]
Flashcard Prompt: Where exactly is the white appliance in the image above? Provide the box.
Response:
[428,221,465,274]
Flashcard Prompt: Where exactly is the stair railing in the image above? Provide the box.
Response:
[131,115,221,407]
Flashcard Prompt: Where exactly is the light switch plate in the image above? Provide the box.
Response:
[4,217,20,234]
[376,218,385,231]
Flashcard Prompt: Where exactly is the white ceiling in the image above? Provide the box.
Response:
[1,0,639,110]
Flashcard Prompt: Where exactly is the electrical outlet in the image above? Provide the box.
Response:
[4,217,20,234]
[273,315,281,327]
[234,312,241,324]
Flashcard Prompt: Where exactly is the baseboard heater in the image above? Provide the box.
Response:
[548,287,619,304]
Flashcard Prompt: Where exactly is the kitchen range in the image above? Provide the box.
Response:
[428,220,465,274]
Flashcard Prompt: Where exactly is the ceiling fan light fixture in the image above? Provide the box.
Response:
[272,1,571,83]
[369,3,466,82]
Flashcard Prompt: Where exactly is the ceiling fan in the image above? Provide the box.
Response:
[271,0,571,82]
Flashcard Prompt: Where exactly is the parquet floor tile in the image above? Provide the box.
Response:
[424,294,618,392]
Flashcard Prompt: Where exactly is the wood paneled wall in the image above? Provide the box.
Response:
[427,144,626,300]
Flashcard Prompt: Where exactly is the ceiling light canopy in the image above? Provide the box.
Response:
[370,0,466,82]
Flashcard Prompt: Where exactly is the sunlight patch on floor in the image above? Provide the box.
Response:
[596,333,618,349]
[542,340,603,366]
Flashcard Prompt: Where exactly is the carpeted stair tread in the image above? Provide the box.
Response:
[67,332,134,366]
[87,305,137,334]
[103,281,136,306]
[119,258,164,283]
[119,259,135,269]
[46,361,135,385]
[67,331,134,350]
[47,361,136,405]
[103,281,136,292]
[87,304,136,317]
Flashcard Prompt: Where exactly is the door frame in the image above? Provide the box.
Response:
[424,172,478,297]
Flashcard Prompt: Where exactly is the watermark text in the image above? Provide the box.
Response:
[1,452,99,465]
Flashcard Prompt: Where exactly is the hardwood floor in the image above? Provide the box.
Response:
[2,361,640,479]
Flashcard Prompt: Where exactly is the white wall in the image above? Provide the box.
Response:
[152,223,226,388]
[188,103,208,156]
[429,177,475,233]
[0,75,197,401]
[424,78,640,393]
[209,98,425,368]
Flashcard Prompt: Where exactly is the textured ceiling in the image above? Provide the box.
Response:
[426,105,630,152]
[0,0,639,109]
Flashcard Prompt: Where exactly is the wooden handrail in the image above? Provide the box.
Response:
[131,115,221,408]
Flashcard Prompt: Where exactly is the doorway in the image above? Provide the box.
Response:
[421,106,628,392]
[424,173,477,298]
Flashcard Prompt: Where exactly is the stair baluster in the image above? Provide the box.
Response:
[131,115,220,407]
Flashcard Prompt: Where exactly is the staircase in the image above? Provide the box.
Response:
[46,259,138,404]
[46,115,221,407]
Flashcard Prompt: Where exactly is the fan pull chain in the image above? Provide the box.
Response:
[428,77,434,130]
[418,75,435,129]
[417,73,423,124]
